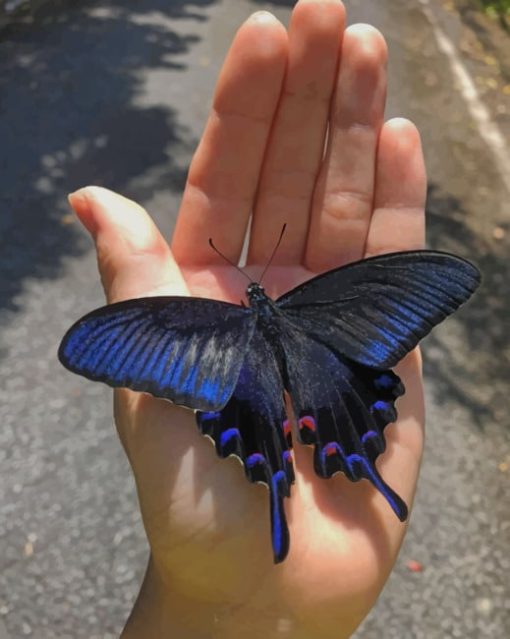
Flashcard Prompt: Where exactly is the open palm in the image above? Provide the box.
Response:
[69,2,427,637]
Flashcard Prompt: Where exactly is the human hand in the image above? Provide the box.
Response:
[68,1,426,637]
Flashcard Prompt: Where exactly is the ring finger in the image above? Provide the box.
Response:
[306,24,389,272]
[248,0,346,266]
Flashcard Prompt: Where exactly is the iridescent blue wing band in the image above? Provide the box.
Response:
[59,297,256,412]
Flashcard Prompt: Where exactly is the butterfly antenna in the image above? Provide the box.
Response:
[208,238,252,283]
[259,223,287,285]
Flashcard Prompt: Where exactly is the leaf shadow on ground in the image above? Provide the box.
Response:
[423,183,509,429]
[0,0,217,322]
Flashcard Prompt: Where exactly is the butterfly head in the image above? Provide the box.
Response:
[246,282,268,305]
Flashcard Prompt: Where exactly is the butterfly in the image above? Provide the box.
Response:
[58,248,480,563]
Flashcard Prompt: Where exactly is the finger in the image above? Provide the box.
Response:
[248,0,346,265]
[69,186,188,303]
[364,118,426,257]
[172,12,288,267]
[306,24,388,271]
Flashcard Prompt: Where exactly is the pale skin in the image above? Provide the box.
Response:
[68,1,427,637]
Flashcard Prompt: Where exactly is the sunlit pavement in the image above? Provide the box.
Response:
[0,1,508,637]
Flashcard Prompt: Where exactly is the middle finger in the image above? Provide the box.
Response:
[248,0,346,265]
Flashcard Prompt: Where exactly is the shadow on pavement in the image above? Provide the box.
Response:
[424,183,509,427]
[0,0,216,319]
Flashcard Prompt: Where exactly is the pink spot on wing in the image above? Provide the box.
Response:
[324,443,337,457]
[299,415,316,432]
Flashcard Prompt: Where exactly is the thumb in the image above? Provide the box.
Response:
[68,186,188,303]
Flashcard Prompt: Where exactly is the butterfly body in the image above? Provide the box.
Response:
[59,250,481,563]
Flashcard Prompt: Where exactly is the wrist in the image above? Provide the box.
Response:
[121,557,215,639]
[121,556,357,639]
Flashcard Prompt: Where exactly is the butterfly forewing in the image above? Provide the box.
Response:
[59,296,256,412]
[276,251,481,369]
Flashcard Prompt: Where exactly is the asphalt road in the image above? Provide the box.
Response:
[0,1,509,637]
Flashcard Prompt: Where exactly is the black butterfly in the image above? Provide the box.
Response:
[58,250,480,563]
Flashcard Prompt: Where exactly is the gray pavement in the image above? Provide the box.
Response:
[0,1,509,637]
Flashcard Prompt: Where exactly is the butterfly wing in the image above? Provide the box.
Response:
[277,251,481,369]
[197,330,294,563]
[59,296,256,412]
[278,318,408,519]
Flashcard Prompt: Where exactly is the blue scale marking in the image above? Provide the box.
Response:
[198,378,222,404]
[152,339,179,387]
[69,323,105,365]
[176,340,203,395]
[371,303,421,338]
[64,325,89,361]
[374,373,397,390]
[402,293,440,316]
[371,326,406,358]
[65,324,89,364]
[72,312,145,364]
[105,322,147,377]
[271,471,287,559]
[378,304,422,335]
[126,327,161,380]
[162,347,186,388]
[361,430,380,445]
[115,326,157,381]
[87,322,130,371]
[246,453,266,468]
[179,361,200,396]
[137,332,174,384]
[374,321,404,346]
[199,411,221,422]
[220,428,240,449]
[344,314,396,360]
[91,320,139,375]
[372,400,391,411]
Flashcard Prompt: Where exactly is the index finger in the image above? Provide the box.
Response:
[172,12,288,267]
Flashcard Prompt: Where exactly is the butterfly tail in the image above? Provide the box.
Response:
[198,408,294,564]
[270,470,291,563]
[345,453,408,521]
[370,469,408,522]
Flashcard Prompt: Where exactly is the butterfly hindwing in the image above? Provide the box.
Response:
[59,297,256,411]
[277,251,481,369]
[197,331,294,563]
[278,317,408,520]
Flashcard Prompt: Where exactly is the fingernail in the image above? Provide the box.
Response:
[68,188,97,235]
[247,11,278,25]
